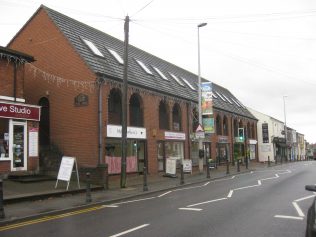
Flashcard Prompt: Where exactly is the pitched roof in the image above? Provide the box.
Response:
[41,5,256,120]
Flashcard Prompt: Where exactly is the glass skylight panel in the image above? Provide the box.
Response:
[215,91,226,101]
[212,93,218,99]
[136,59,153,75]
[107,48,124,64]
[152,66,168,80]
[230,97,241,107]
[169,73,185,86]
[181,78,196,90]
[82,39,104,57]
[222,94,233,104]
[237,99,246,108]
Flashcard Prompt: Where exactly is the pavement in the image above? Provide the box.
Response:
[0,161,268,225]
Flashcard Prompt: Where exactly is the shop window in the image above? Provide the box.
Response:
[172,103,181,131]
[223,116,228,136]
[108,89,122,125]
[157,141,184,171]
[39,97,50,146]
[159,101,169,130]
[216,115,222,135]
[105,139,146,174]
[129,93,143,127]
[0,118,9,159]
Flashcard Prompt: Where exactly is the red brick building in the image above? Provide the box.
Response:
[0,46,41,175]
[8,5,257,177]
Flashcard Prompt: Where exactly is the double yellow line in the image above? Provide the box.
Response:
[0,205,104,232]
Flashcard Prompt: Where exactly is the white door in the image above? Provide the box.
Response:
[9,120,27,171]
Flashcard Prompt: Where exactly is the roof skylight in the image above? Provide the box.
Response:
[169,73,185,86]
[230,97,241,107]
[181,78,196,90]
[152,66,168,80]
[107,48,124,64]
[82,39,104,57]
[222,94,233,104]
[136,59,153,75]
[212,93,218,99]
[215,91,226,101]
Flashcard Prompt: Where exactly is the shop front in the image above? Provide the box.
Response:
[216,136,229,165]
[272,137,286,162]
[157,131,185,172]
[0,101,41,173]
[248,139,257,161]
[105,125,147,174]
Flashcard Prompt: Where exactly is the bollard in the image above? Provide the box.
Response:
[245,156,248,169]
[0,179,5,219]
[143,166,148,191]
[105,163,109,190]
[206,159,210,179]
[268,156,271,167]
[237,159,240,172]
[226,159,230,175]
[180,164,184,185]
[86,173,92,203]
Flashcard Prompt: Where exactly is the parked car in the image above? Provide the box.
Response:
[305,185,316,237]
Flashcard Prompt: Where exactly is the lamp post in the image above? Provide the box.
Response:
[197,22,207,173]
[283,95,288,163]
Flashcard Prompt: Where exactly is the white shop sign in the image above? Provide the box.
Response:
[107,125,146,139]
[165,131,186,140]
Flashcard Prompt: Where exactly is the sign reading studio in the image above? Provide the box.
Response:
[0,102,41,121]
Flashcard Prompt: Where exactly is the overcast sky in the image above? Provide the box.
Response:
[1,0,316,143]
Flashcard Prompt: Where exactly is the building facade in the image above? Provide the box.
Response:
[8,5,257,177]
[0,46,41,175]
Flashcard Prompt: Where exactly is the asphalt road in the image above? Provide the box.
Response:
[1,161,316,237]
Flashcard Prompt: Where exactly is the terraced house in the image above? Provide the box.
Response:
[7,5,257,177]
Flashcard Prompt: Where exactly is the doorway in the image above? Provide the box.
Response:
[10,121,27,171]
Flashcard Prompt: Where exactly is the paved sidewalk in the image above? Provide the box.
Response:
[0,162,268,224]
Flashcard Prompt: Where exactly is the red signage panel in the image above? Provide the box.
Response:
[0,102,41,121]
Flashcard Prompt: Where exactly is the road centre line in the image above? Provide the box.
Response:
[108,224,149,237]
[0,206,105,232]
[179,208,203,211]
[274,215,304,220]
[158,191,172,197]
[187,197,227,207]
[113,197,156,205]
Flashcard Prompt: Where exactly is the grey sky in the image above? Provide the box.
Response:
[1,0,316,142]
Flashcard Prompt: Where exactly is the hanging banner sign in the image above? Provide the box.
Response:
[0,101,41,121]
[203,115,214,134]
[201,82,213,115]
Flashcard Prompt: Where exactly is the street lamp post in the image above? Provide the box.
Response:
[197,22,207,173]
[283,95,288,163]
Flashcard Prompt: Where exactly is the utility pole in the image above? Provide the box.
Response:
[121,15,129,188]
